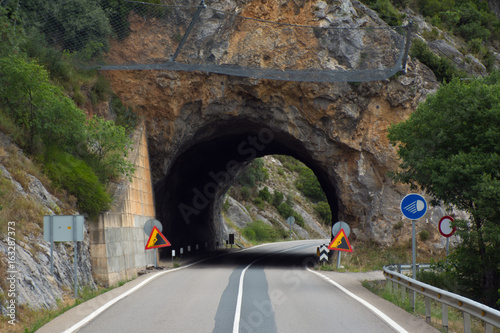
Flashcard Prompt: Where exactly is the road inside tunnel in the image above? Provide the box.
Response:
[153,120,339,256]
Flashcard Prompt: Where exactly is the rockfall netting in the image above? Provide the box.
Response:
[8,0,412,82]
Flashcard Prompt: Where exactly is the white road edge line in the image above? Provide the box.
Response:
[306,268,409,333]
[62,262,197,333]
[63,241,319,333]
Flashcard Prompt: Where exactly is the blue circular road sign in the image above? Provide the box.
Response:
[400,194,427,220]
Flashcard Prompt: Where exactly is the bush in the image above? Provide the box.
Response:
[237,158,268,187]
[416,0,500,44]
[296,167,326,202]
[240,186,251,201]
[242,220,279,242]
[253,197,265,210]
[258,186,272,202]
[277,202,305,227]
[419,229,430,242]
[43,148,111,219]
[272,190,284,207]
[360,0,405,26]
[410,39,463,82]
[111,94,138,134]
[314,201,332,223]
[417,269,461,294]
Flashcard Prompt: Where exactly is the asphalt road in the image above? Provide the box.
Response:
[38,240,439,333]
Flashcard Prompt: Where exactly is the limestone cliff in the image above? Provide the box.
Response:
[102,0,464,248]
[0,133,96,315]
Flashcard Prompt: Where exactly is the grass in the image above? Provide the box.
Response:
[364,280,500,333]
[0,280,131,333]
[318,240,419,272]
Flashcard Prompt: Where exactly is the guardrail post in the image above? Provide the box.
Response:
[442,303,449,333]
[401,285,407,302]
[463,312,471,333]
[486,323,493,333]
[425,296,431,324]
[410,289,416,312]
[393,280,398,294]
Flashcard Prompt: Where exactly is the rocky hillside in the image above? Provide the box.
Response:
[0,133,96,317]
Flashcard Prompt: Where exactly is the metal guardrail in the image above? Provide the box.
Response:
[383,265,500,333]
[386,263,432,274]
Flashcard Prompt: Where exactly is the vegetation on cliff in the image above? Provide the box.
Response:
[227,155,331,243]
[388,74,500,308]
[0,6,135,220]
[361,0,499,80]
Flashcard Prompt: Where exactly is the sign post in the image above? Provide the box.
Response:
[439,216,456,257]
[144,219,164,268]
[400,193,427,311]
[331,222,351,268]
[43,215,84,299]
[145,226,171,268]
[328,228,353,269]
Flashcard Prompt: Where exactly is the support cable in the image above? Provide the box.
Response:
[170,0,206,63]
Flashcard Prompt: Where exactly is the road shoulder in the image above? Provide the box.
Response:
[310,270,440,333]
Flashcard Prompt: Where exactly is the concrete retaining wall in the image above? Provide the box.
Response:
[89,122,156,286]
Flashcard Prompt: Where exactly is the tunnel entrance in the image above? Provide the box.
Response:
[154,119,339,254]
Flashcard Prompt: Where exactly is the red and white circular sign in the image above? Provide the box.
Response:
[438,216,456,237]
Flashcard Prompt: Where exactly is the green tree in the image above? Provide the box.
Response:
[296,167,326,202]
[0,54,86,152]
[237,158,269,187]
[84,116,135,182]
[315,201,332,223]
[387,75,500,307]
[19,0,111,56]
[0,7,26,57]
[258,186,272,202]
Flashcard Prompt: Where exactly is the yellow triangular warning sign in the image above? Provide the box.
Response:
[328,228,353,252]
[145,226,171,250]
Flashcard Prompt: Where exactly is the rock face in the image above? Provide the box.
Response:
[0,133,96,313]
[103,0,446,247]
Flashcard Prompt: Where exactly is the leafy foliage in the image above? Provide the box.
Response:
[258,186,272,202]
[314,201,332,223]
[276,202,305,227]
[237,158,269,187]
[0,8,138,219]
[410,39,463,82]
[19,0,111,56]
[242,220,282,242]
[43,148,111,219]
[0,55,86,152]
[0,6,26,57]
[416,0,499,43]
[110,94,138,133]
[84,116,135,182]
[295,167,326,202]
[388,75,500,307]
[361,0,406,26]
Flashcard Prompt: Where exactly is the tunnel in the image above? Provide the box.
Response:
[153,118,340,254]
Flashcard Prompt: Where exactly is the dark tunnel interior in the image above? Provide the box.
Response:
[153,120,339,257]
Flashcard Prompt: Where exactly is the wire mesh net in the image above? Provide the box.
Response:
[9,0,411,82]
